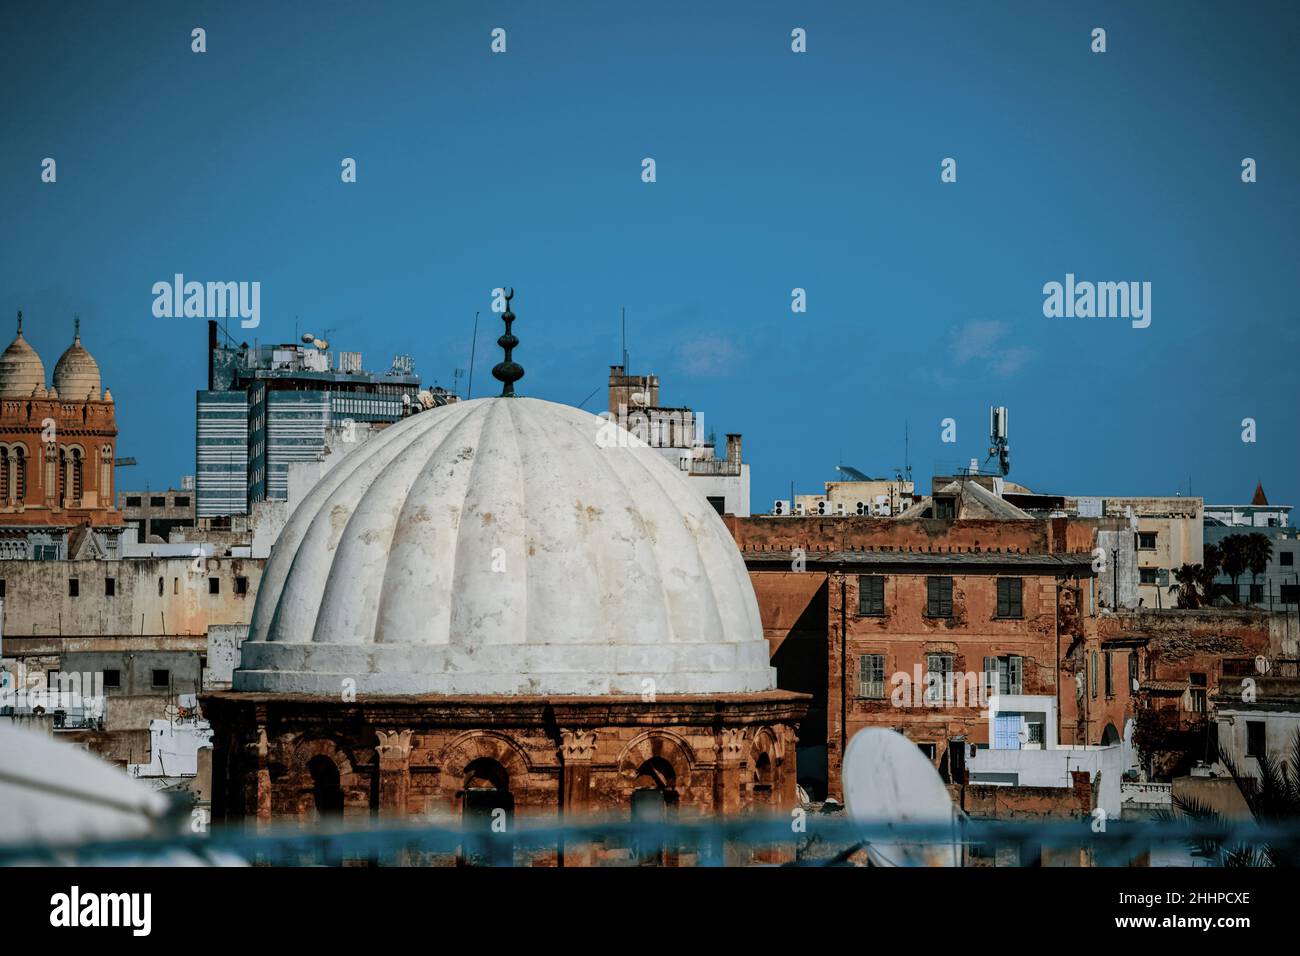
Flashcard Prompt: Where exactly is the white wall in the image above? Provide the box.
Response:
[968,744,1126,819]
[1215,708,1300,771]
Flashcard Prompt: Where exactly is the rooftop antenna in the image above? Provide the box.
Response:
[905,421,910,480]
[986,406,1010,476]
[621,306,629,370]
[467,311,480,399]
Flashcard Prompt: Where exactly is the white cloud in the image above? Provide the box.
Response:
[950,320,1034,376]
[673,335,743,377]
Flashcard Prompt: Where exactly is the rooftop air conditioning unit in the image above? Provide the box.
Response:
[855,501,868,516]
[834,502,846,516]
[773,500,789,516]
[873,502,891,516]
[816,500,830,516]
[794,502,806,516]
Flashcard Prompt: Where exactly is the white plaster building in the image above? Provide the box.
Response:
[965,693,1132,819]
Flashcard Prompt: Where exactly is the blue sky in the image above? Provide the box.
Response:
[1,1,1296,512]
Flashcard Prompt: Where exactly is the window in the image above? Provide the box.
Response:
[235,576,249,595]
[103,669,120,689]
[859,654,885,699]
[925,653,954,702]
[158,576,164,597]
[1138,532,1157,550]
[1189,673,1207,713]
[174,495,190,507]
[151,669,170,688]
[1281,551,1294,567]
[996,578,1023,618]
[1139,567,1159,585]
[68,578,79,597]
[104,577,115,597]
[934,497,956,520]
[705,495,725,516]
[926,576,953,617]
[1246,721,1266,758]
[150,496,166,507]
[1282,584,1300,605]
[1249,584,1263,604]
[858,575,885,616]
[125,496,141,507]
[917,742,937,760]
[0,579,5,598]
[1104,651,1114,697]
[1129,650,1139,689]
[208,577,220,595]
[983,655,1023,695]
[1090,652,1098,699]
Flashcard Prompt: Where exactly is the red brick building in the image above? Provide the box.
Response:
[728,512,1100,799]
[0,314,121,556]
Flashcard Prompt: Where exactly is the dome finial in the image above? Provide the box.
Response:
[16,310,21,336]
[491,287,524,397]
[73,314,80,342]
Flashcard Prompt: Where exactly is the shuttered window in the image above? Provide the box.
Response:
[983,655,1023,695]
[926,653,954,702]
[859,654,885,699]
[926,576,953,617]
[996,577,1023,618]
[858,575,885,616]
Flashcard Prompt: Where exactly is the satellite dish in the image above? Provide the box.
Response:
[629,392,648,407]
[842,729,960,867]
[301,332,315,343]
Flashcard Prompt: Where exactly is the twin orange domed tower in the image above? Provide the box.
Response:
[0,313,121,532]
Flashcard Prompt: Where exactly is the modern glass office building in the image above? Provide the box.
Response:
[195,321,423,518]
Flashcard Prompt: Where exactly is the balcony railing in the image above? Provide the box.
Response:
[1223,658,1300,678]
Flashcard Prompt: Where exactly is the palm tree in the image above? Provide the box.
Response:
[1170,564,1204,609]
[1220,535,1248,603]
[1164,728,1300,867]
[1199,543,1223,603]
[1243,532,1274,604]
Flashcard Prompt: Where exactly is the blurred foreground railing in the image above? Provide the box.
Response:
[5,812,1300,868]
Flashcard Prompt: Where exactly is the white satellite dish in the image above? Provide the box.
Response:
[842,728,961,867]
[301,332,315,344]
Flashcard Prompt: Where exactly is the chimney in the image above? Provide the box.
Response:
[726,433,742,463]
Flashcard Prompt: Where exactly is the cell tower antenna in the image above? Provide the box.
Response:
[621,306,628,369]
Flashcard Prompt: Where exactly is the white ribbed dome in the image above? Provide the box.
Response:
[234,397,774,696]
